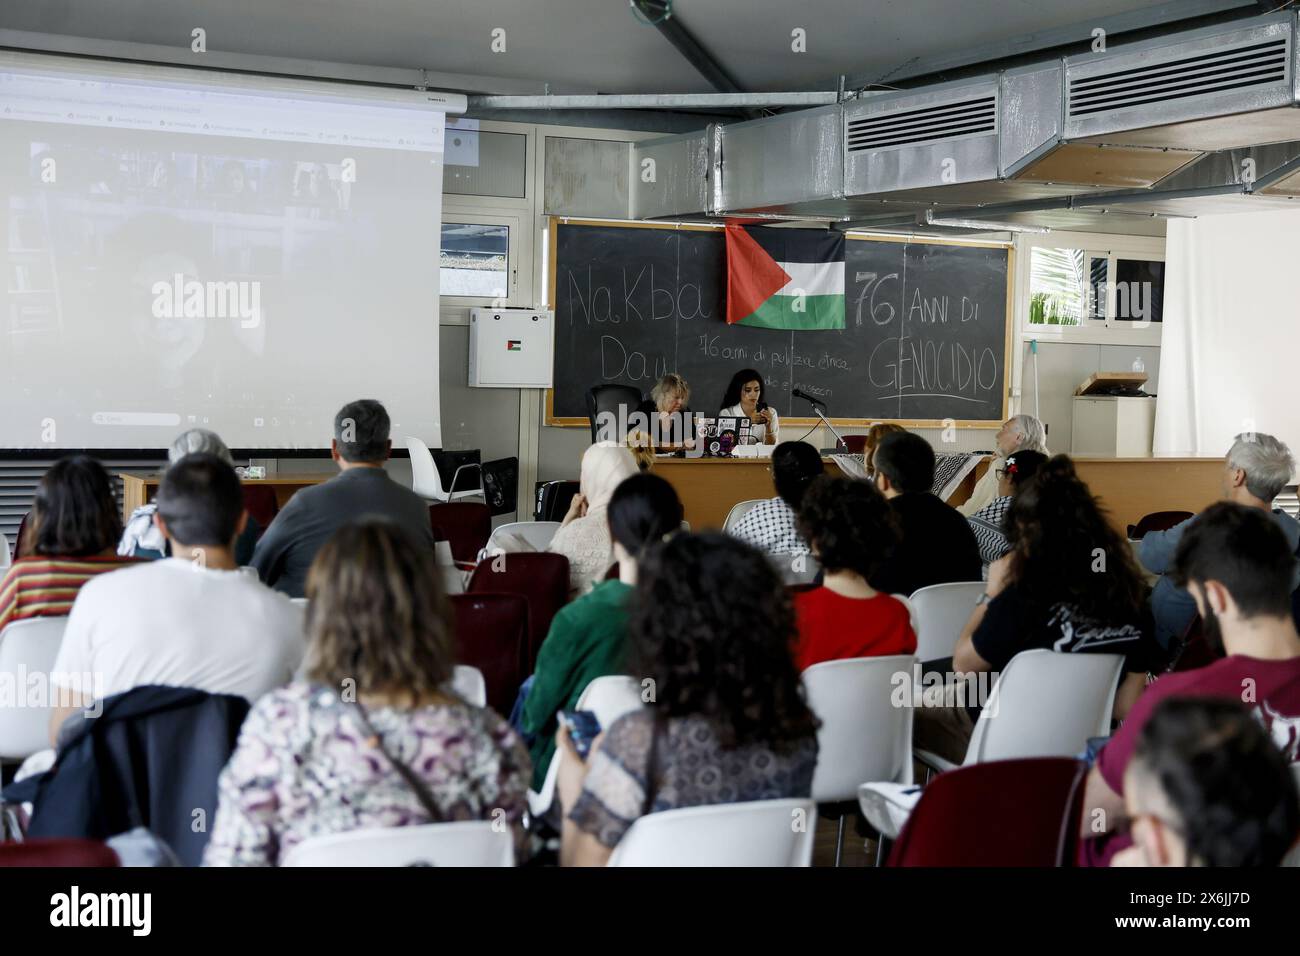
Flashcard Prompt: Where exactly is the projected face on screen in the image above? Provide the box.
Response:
[0,53,445,450]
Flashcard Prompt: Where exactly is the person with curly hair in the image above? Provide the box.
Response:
[792,476,916,672]
[1080,502,1300,866]
[555,532,819,866]
[1113,697,1299,867]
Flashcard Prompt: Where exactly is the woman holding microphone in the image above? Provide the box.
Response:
[718,368,779,445]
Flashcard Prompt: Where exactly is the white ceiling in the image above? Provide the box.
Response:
[0,0,1240,95]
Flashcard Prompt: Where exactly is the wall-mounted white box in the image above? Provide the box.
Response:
[468,308,554,388]
[1070,395,1156,457]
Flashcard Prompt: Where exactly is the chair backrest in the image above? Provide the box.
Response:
[0,530,10,570]
[466,553,570,671]
[482,521,562,558]
[888,757,1086,866]
[449,593,530,714]
[282,821,513,867]
[966,649,1124,765]
[587,384,643,443]
[803,656,916,803]
[607,799,817,866]
[535,480,581,522]
[722,498,766,532]
[429,502,492,564]
[1127,510,1194,540]
[450,665,487,708]
[0,837,120,867]
[0,616,68,760]
[767,551,821,586]
[240,484,279,529]
[577,675,646,727]
[908,581,987,662]
[841,434,869,454]
[406,436,446,499]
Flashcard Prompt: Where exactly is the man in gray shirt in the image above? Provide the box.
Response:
[251,399,436,596]
[1141,432,1299,651]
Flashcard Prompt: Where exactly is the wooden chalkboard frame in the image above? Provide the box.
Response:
[545,217,1014,430]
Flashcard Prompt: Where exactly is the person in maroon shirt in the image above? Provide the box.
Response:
[1080,502,1300,865]
[792,476,916,673]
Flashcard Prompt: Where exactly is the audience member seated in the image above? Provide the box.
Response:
[918,456,1156,764]
[957,413,1049,518]
[204,518,530,866]
[250,399,435,597]
[1081,502,1300,865]
[1141,433,1298,651]
[625,431,656,472]
[119,428,261,566]
[792,476,915,672]
[548,443,639,597]
[859,422,905,477]
[729,441,824,557]
[555,532,819,866]
[48,454,304,744]
[967,449,1047,575]
[869,432,981,596]
[521,473,683,791]
[1112,697,1299,868]
[0,456,137,633]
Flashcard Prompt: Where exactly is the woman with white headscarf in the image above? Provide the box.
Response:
[548,444,639,597]
[957,414,1049,518]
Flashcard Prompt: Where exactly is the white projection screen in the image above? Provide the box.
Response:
[0,51,458,451]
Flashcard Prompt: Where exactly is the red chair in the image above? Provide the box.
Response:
[467,553,569,672]
[13,512,31,559]
[840,435,869,454]
[0,838,120,867]
[449,593,530,715]
[429,503,491,565]
[888,757,1087,867]
[1127,510,1193,540]
[241,485,279,531]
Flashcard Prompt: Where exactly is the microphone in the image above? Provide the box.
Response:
[791,388,826,408]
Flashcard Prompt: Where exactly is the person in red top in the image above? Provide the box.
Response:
[792,475,916,672]
[1080,502,1300,865]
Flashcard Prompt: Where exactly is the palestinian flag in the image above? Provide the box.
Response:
[726,224,845,330]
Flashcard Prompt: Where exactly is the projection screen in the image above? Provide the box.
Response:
[0,50,458,451]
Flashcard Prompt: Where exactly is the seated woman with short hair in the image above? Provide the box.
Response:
[729,441,823,555]
[633,373,696,450]
[203,518,531,866]
[793,476,916,672]
[0,456,138,633]
[555,533,819,866]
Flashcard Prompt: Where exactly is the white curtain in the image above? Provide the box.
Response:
[1155,208,1300,458]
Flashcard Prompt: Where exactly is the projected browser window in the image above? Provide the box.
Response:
[1,53,446,450]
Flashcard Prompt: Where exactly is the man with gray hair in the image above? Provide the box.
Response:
[1141,432,1300,651]
[119,428,262,563]
[957,413,1049,517]
[249,399,435,597]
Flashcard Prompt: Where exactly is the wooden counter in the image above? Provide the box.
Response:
[119,473,329,522]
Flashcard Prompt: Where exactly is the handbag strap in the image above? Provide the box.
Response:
[348,700,444,823]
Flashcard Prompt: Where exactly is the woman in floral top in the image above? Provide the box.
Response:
[204,518,531,866]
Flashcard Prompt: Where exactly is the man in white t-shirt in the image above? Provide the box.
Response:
[49,453,304,744]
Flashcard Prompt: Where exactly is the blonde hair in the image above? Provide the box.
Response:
[651,373,690,410]
[864,422,906,462]
[626,431,655,471]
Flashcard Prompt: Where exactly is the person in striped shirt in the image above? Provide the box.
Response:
[0,456,138,632]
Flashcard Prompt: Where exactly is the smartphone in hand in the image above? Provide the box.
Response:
[558,709,602,760]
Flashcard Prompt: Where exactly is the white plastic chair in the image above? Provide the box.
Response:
[803,655,916,865]
[282,820,513,867]
[768,551,821,586]
[0,617,68,761]
[722,499,766,533]
[289,597,308,607]
[477,521,562,562]
[0,531,10,571]
[527,675,645,820]
[908,581,986,662]
[607,799,817,867]
[450,665,487,708]
[407,437,481,503]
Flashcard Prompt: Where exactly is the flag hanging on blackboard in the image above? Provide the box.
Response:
[725,224,845,330]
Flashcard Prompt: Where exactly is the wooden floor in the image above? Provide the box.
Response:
[811,815,883,868]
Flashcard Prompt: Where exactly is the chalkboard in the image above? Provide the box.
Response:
[547,220,1010,425]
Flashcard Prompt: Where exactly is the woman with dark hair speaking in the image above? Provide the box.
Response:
[521,473,684,791]
[718,368,778,445]
[555,533,819,866]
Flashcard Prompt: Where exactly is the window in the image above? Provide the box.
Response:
[1029,247,1088,326]
[440,222,509,298]
[1027,244,1164,331]
[1112,258,1165,323]
[444,130,527,199]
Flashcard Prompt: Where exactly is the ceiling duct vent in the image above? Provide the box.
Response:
[1064,14,1300,151]
[1068,38,1289,120]
[846,95,997,153]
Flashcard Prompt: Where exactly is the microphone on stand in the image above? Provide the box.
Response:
[791,389,847,451]
[791,388,825,408]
